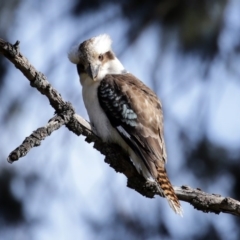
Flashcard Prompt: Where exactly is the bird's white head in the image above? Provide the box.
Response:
[68,34,125,83]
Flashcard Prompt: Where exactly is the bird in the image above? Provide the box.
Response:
[68,34,182,216]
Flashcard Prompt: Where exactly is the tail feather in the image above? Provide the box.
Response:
[156,167,183,216]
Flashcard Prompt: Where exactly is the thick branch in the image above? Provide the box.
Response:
[1,38,240,217]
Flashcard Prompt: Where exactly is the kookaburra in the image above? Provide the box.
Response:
[68,34,182,215]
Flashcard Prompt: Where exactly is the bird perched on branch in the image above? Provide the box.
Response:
[68,34,182,216]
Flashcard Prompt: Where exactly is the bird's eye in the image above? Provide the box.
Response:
[98,54,104,61]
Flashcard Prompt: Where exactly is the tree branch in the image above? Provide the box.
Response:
[7,113,69,163]
[1,38,240,217]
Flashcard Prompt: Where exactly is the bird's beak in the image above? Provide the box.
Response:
[87,64,99,80]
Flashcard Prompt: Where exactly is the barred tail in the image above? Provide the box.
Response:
[156,167,183,216]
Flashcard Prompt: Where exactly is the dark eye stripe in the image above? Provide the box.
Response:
[104,51,114,60]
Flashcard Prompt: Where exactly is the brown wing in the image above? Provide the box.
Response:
[98,73,167,177]
[98,73,182,215]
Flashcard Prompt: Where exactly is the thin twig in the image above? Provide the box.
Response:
[7,113,70,163]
